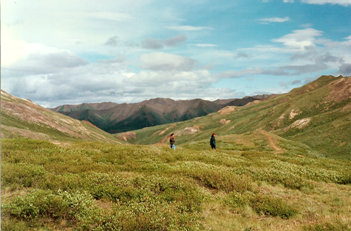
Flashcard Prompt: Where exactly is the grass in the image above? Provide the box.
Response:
[2,137,351,230]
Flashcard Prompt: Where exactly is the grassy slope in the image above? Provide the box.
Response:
[126,76,351,159]
[1,90,119,144]
[1,138,351,230]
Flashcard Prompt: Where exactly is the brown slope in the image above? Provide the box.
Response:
[1,90,119,143]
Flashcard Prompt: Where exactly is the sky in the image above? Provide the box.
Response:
[2,0,351,107]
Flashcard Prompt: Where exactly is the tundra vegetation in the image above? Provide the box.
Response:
[2,137,351,230]
[1,76,351,230]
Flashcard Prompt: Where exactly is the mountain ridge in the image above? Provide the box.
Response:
[51,95,273,133]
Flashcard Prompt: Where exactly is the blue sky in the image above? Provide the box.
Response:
[2,0,351,107]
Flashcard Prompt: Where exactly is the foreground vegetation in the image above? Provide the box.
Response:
[2,137,351,230]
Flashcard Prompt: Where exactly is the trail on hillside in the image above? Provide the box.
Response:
[258,129,283,153]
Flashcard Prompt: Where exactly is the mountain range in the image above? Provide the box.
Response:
[51,95,272,133]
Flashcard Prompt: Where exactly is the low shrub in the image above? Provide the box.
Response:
[249,167,313,190]
[337,172,351,185]
[145,176,203,213]
[303,222,350,231]
[249,194,297,219]
[91,184,144,202]
[225,191,297,219]
[83,174,203,213]
[182,166,252,193]
[4,189,99,223]
[224,191,252,208]
[92,197,200,231]
[1,163,45,188]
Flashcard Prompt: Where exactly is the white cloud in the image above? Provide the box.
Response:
[227,28,349,77]
[194,43,217,47]
[258,17,290,24]
[84,12,132,21]
[2,0,180,58]
[1,26,29,66]
[2,56,237,107]
[141,35,187,49]
[301,0,351,6]
[282,0,351,5]
[140,52,196,71]
[272,28,323,50]
[1,25,87,70]
[168,25,212,31]
[217,68,263,79]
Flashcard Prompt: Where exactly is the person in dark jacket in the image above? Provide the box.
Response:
[170,133,175,150]
[210,133,216,149]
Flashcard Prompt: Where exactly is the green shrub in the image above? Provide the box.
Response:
[225,192,297,219]
[249,166,313,190]
[145,177,203,213]
[184,167,252,193]
[40,173,84,191]
[91,184,144,202]
[5,189,99,223]
[338,172,351,185]
[224,191,252,208]
[249,194,297,219]
[304,222,350,231]
[93,197,200,231]
[1,163,45,188]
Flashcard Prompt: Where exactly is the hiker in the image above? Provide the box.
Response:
[170,133,175,150]
[210,133,216,149]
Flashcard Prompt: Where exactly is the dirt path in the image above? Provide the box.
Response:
[258,129,283,153]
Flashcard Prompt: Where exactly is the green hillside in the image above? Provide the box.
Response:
[123,75,351,159]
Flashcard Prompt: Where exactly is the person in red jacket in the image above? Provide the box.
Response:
[170,133,175,150]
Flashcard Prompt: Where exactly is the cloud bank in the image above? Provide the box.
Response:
[2,1,350,108]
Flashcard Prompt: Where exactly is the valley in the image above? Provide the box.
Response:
[1,75,351,230]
